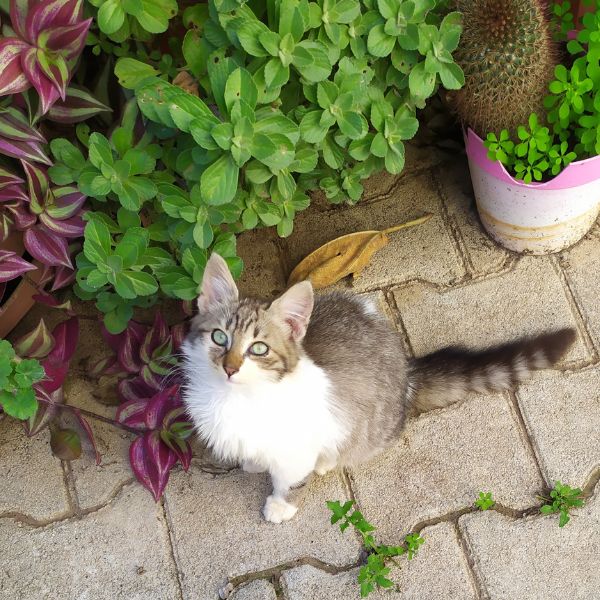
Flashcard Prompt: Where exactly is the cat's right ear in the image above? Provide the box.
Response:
[197,253,238,312]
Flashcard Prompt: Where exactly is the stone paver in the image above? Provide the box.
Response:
[350,393,543,542]
[230,579,277,600]
[164,467,360,598]
[436,160,512,276]
[281,523,477,600]
[0,485,180,599]
[560,233,600,352]
[285,172,466,292]
[2,154,599,600]
[0,417,69,521]
[516,368,600,488]
[393,256,588,364]
[459,482,600,600]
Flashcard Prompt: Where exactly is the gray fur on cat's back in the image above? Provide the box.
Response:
[303,292,410,465]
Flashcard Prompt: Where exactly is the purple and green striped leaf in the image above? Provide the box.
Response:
[23,225,72,267]
[0,248,37,282]
[0,38,31,95]
[14,317,55,357]
[47,85,111,124]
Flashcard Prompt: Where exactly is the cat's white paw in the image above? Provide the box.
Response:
[263,495,298,523]
[242,460,265,474]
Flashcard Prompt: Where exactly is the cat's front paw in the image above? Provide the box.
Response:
[242,460,265,474]
[263,495,298,523]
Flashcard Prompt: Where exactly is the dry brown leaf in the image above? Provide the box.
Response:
[287,213,433,289]
[173,71,199,96]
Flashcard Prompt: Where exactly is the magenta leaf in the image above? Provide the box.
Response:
[71,407,101,465]
[0,38,31,96]
[0,183,29,203]
[0,249,37,282]
[118,376,157,403]
[45,19,92,59]
[117,322,147,373]
[32,292,74,313]
[47,315,79,363]
[50,264,76,291]
[26,0,85,42]
[23,226,72,267]
[26,385,62,436]
[22,160,49,212]
[0,166,24,189]
[0,134,52,164]
[144,385,181,430]
[0,108,46,143]
[21,46,63,115]
[45,187,86,220]
[14,317,55,357]
[39,213,85,237]
[140,312,169,363]
[10,0,33,41]
[48,85,111,123]
[116,398,148,430]
[89,355,117,378]
[129,431,177,501]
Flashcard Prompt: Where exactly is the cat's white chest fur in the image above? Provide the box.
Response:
[183,348,346,473]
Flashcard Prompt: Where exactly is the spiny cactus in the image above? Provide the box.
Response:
[449,0,559,136]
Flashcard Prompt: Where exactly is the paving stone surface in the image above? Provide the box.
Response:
[436,160,512,276]
[0,418,69,521]
[284,173,465,292]
[281,523,477,600]
[1,154,599,599]
[560,231,600,352]
[459,482,600,600]
[393,256,589,364]
[229,579,277,600]
[0,485,181,599]
[164,467,360,598]
[516,368,600,488]
[350,393,543,541]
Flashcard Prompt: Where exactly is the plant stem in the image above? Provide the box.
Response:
[383,213,433,235]
[36,396,140,435]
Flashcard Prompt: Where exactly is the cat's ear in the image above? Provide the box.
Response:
[197,253,238,312]
[270,281,314,341]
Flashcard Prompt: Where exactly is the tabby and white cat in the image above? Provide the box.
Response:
[182,253,575,523]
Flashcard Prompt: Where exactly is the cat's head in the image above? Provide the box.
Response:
[185,253,314,385]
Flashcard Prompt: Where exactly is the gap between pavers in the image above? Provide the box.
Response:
[459,481,600,600]
[0,485,181,600]
[393,255,590,366]
[280,522,477,600]
[349,392,544,543]
[516,367,600,490]
[163,467,360,599]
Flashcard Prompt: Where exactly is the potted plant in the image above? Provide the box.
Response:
[450,0,600,254]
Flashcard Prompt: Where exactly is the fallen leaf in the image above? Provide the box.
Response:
[287,214,433,289]
[173,71,199,96]
[50,427,82,461]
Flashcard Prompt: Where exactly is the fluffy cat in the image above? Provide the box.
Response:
[182,253,575,523]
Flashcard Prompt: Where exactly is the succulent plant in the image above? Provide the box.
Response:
[449,0,558,135]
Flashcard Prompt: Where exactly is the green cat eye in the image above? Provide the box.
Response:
[211,329,228,347]
[249,342,269,356]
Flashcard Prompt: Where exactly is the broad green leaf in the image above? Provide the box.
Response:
[0,388,37,420]
[224,68,258,112]
[98,0,126,35]
[438,62,464,90]
[88,133,113,169]
[115,58,159,90]
[293,41,332,82]
[367,24,396,57]
[200,155,239,205]
[300,110,329,143]
[408,61,436,99]
[84,219,112,264]
[337,111,368,139]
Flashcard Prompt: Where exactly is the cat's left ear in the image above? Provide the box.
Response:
[197,252,238,312]
[270,281,314,341]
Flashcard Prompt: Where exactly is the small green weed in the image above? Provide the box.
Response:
[540,481,585,527]
[475,492,495,511]
[327,500,424,597]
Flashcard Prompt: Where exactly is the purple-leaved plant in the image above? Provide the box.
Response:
[0,0,92,115]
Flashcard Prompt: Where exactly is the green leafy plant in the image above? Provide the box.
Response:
[327,500,424,597]
[539,481,585,527]
[482,2,600,182]
[474,491,495,511]
[0,340,45,420]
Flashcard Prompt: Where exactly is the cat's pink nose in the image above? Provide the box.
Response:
[223,365,239,378]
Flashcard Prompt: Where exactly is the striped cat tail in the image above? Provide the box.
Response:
[407,328,576,415]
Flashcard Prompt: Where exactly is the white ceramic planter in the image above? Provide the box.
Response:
[465,129,600,254]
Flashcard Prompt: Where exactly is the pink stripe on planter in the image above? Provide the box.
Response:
[465,128,600,190]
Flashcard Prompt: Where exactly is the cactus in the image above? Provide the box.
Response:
[449,0,559,136]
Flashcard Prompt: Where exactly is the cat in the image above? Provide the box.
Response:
[182,253,576,524]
